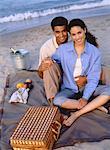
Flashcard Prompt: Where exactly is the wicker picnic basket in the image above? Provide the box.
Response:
[10,106,62,150]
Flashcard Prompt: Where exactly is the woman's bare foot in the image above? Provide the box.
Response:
[63,112,79,126]
[97,106,108,113]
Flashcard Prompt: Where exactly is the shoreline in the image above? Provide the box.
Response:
[1,13,110,150]
[0,13,110,36]
[1,4,110,36]
[1,13,110,65]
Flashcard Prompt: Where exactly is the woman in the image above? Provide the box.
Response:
[52,18,110,126]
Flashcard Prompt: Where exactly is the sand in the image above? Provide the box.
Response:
[0,14,110,149]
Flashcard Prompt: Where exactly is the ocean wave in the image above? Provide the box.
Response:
[0,0,110,23]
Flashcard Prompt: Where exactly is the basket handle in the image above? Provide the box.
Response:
[51,120,62,141]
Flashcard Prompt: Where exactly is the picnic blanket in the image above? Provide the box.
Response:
[0,70,110,150]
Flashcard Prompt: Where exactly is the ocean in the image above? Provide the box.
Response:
[0,0,110,35]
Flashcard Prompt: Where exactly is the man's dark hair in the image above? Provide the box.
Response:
[51,16,68,31]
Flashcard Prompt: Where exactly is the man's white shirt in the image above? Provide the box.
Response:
[38,36,58,67]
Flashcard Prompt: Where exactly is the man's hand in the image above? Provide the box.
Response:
[38,58,54,78]
[39,58,54,72]
[78,98,88,109]
[75,76,87,89]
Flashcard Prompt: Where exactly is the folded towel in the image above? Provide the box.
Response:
[9,88,29,104]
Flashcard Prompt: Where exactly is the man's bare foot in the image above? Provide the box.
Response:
[48,97,54,106]
[97,106,108,113]
[62,114,68,120]
[63,112,79,126]
[61,114,68,124]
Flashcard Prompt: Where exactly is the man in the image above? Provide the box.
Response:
[38,16,87,104]
[38,16,68,67]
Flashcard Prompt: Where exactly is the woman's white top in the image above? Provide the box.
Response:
[73,57,82,80]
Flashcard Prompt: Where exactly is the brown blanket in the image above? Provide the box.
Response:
[0,70,110,150]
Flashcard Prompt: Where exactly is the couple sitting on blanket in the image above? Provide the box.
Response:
[38,16,110,126]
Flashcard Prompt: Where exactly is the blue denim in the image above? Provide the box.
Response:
[94,85,110,96]
[53,88,77,106]
[53,85,110,107]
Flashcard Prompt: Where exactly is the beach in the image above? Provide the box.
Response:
[1,14,110,149]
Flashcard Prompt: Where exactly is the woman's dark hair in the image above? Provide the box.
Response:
[51,16,68,31]
[68,18,98,47]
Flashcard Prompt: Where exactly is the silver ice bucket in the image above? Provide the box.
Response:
[11,49,30,70]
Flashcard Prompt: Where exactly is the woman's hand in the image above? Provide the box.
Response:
[75,76,87,89]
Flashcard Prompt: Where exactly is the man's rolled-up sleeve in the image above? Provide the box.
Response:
[51,48,61,65]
